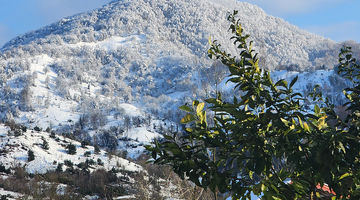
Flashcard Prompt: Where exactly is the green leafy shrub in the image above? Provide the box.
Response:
[147,11,360,199]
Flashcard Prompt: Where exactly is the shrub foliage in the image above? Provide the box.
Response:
[147,11,360,199]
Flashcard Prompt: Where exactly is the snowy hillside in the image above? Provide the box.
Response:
[0,124,141,174]
[0,0,358,156]
[1,0,341,70]
[0,123,195,199]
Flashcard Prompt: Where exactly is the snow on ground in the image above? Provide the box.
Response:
[118,103,143,117]
[0,124,142,174]
[12,51,151,131]
[0,188,23,199]
[83,195,100,200]
[118,127,162,159]
[28,54,56,104]
[113,195,136,199]
[99,35,146,51]
[13,54,81,129]
[124,127,161,143]
[56,184,67,196]
[68,35,145,52]
[271,70,334,91]
[0,126,9,137]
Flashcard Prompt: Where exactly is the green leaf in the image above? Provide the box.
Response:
[275,79,288,87]
[339,172,352,180]
[281,118,289,126]
[144,145,154,152]
[298,146,302,151]
[290,75,298,88]
[198,110,207,125]
[197,102,205,114]
[249,171,254,179]
[205,98,217,104]
[181,114,195,124]
[270,185,279,193]
[261,184,266,192]
[297,116,303,128]
[151,150,157,159]
[272,196,281,200]
[290,124,295,130]
[179,105,192,112]
[317,116,327,130]
[245,104,249,111]
[193,100,199,107]
[163,135,173,140]
[339,142,346,153]
[303,122,310,132]
[314,104,320,114]
[185,128,193,132]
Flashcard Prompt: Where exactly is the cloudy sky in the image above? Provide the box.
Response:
[0,0,359,47]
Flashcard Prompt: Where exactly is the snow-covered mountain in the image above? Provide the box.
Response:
[0,0,357,157]
[1,0,341,70]
[1,0,359,198]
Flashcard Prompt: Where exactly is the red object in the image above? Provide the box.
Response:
[316,184,336,195]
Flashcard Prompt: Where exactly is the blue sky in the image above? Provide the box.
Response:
[0,0,359,47]
[244,0,360,42]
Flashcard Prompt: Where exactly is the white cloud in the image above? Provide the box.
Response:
[241,0,344,16]
[305,21,360,42]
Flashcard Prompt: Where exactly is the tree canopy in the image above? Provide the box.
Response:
[146,11,360,199]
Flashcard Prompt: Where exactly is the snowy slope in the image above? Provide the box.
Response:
[0,0,357,156]
[0,123,189,199]
[0,124,141,174]
[1,0,340,70]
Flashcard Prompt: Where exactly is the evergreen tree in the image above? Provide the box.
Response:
[81,140,89,148]
[94,144,100,154]
[41,136,49,150]
[56,163,63,172]
[27,150,35,162]
[66,143,77,155]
